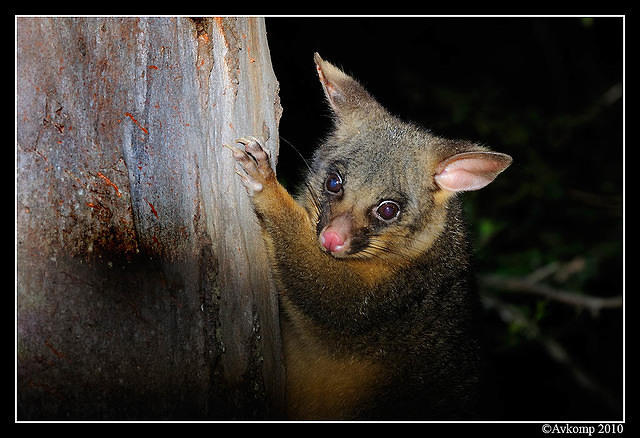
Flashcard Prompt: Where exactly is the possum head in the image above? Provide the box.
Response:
[305,53,512,261]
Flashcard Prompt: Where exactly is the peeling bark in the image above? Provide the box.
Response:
[17,16,284,420]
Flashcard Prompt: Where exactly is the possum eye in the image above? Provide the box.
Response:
[375,201,401,222]
[325,172,343,194]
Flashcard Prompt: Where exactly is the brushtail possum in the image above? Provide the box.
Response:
[226,53,512,420]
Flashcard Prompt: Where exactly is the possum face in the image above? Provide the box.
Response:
[307,54,512,261]
[313,153,409,258]
[307,122,445,261]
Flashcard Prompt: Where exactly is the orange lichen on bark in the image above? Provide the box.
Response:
[145,198,158,218]
[96,172,122,197]
[124,112,149,135]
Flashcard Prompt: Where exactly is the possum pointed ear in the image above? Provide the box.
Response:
[434,151,513,193]
[314,52,378,117]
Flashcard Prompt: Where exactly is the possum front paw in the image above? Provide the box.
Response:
[225,136,275,196]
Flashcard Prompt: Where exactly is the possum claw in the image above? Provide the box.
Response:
[227,136,273,196]
[234,168,263,194]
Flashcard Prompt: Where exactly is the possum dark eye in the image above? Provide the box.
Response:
[375,201,400,222]
[325,172,343,194]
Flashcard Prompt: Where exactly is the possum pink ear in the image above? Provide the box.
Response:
[434,151,512,192]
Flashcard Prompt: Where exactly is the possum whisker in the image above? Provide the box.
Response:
[366,239,414,265]
[280,135,313,174]
[356,247,398,266]
[280,135,322,218]
[387,233,440,253]
[303,180,321,220]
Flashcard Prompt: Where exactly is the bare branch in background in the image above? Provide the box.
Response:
[480,257,622,317]
[481,295,621,413]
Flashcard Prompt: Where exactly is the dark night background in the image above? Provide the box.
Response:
[265,17,624,421]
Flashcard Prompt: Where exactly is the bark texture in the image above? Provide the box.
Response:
[17,16,284,420]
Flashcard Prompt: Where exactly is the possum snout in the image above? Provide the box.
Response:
[319,213,353,257]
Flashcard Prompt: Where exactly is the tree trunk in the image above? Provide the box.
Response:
[16,16,284,420]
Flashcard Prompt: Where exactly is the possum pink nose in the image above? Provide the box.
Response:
[321,230,345,252]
